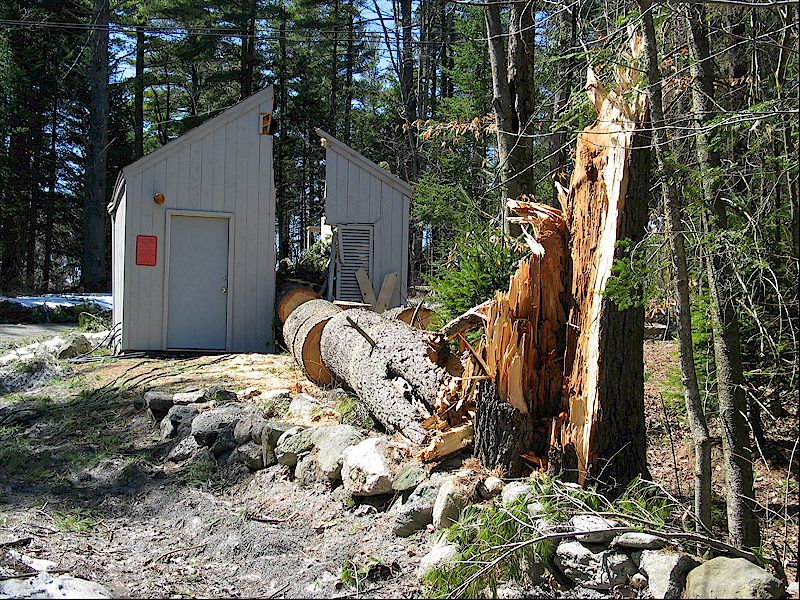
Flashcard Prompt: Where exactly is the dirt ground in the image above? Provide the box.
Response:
[0,340,797,597]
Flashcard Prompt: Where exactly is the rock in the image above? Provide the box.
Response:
[496,584,525,599]
[144,390,174,420]
[479,476,504,499]
[173,389,210,405]
[166,436,199,462]
[191,403,260,448]
[287,393,321,419]
[261,421,296,450]
[392,463,427,492]
[233,413,267,446]
[55,332,92,359]
[275,427,316,467]
[638,550,700,599]
[295,453,324,486]
[210,426,237,457]
[393,478,444,537]
[417,542,460,579]
[341,437,395,496]
[613,532,667,550]
[236,386,261,400]
[261,389,291,402]
[207,385,238,403]
[788,582,798,598]
[0,572,112,599]
[160,404,198,440]
[639,550,700,599]
[501,481,535,505]
[229,440,265,471]
[432,476,471,530]
[555,540,637,590]
[569,515,618,543]
[311,424,364,480]
[685,557,784,599]
[629,572,648,590]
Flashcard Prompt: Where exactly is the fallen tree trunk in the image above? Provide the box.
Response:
[277,280,322,324]
[382,305,434,329]
[283,299,340,386]
[319,307,438,442]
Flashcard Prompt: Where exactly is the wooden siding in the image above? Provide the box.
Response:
[319,130,411,309]
[114,87,275,353]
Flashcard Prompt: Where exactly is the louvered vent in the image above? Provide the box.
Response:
[337,225,373,302]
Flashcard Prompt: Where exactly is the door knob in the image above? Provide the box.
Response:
[221,287,227,294]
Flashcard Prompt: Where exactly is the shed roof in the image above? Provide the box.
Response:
[108,85,274,214]
[315,128,413,197]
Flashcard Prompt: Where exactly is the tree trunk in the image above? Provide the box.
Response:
[134,25,145,159]
[319,307,440,441]
[329,0,340,134]
[343,0,354,144]
[551,49,651,491]
[640,0,711,529]
[684,0,759,547]
[283,298,340,386]
[83,0,109,291]
[548,2,575,205]
[484,0,536,236]
[474,379,535,477]
[42,99,57,291]
[240,0,257,100]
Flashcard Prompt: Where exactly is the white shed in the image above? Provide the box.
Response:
[109,86,276,353]
[316,129,412,310]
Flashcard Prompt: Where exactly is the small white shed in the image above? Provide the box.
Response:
[109,86,276,353]
[317,129,412,310]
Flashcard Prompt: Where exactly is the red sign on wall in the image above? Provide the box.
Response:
[136,235,158,266]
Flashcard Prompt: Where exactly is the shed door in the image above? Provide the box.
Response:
[336,224,373,302]
[166,215,229,350]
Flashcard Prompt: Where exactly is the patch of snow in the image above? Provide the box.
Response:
[1,293,113,311]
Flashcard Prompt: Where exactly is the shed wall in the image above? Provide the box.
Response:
[111,193,126,351]
[323,144,409,308]
[119,91,275,352]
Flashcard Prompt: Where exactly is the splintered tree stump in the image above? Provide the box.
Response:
[550,56,651,490]
[283,299,341,385]
[319,308,451,442]
[473,380,535,477]
[382,305,434,329]
[277,280,322,324]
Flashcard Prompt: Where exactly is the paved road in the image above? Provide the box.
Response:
[0,323,77,343]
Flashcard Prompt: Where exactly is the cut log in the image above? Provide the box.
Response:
[282,299,341,385]
[320,308,434,441]
[382,305,434,329]
[277,280,322,324]
[322,308,452,408]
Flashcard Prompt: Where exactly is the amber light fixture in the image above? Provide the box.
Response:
[153,192,165,204]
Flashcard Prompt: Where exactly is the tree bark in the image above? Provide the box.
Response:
[685,0,759,547]
[42,99,57,291]
[83,0,109,290]
[474,379,535,477]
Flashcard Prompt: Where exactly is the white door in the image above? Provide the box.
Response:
[166,214,229,350]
